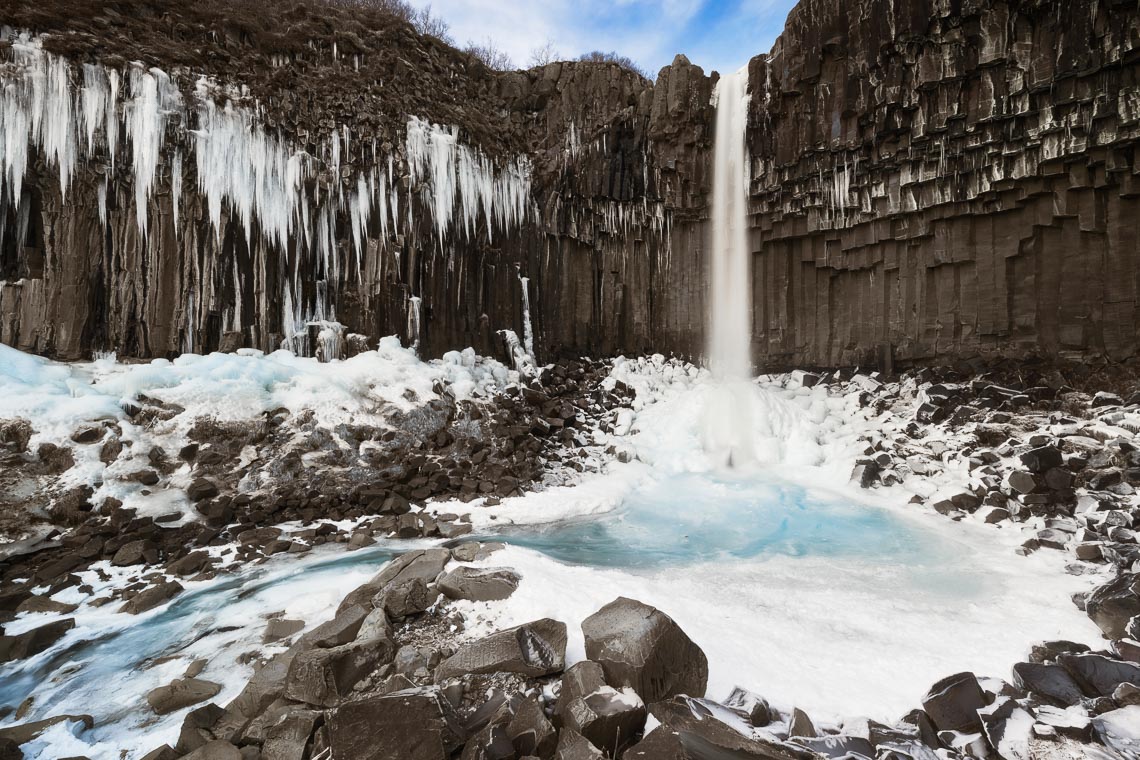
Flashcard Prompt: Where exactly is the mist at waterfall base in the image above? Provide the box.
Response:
[704,68,756,466]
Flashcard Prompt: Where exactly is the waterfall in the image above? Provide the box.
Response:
[704,68,755,466]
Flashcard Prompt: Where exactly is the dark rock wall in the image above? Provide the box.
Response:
[1,0,1138,369]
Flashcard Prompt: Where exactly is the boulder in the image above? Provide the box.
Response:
[120,581,183,614]
[622,727,688,759]
[326,687,466,760]
[147,678,223,715]
[263,618,305,643]
[650,696,817,760]
[181,741,242,760]
[1085,573,1140,639]
[723,686,772,726]
[262,705,320,760]
[0,618,75,662]
[436,618,566,681]
[187,479,220,502]
[978,697,1033,760]
[439,567,520,602]
[0,714,93,744]
[337,548,450,614]
[1057,653,1140,697]
[554,729,606,760]
[920,672,986,733]
[1091,706,1140,758]
[450,542,505,562]
[562,685,646,756]
[554,660,607,724]
[1011,662,1083,705]
[112,539,158,566]
[787,707,817,739]
[285,638,395,707]
[375,577,433,620]
[505,697,557,758]
[1021,446,1063,473]
[581,597,707,703]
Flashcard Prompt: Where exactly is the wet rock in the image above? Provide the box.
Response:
[436,618,566,681]
[1085,573,1140,639]
[554,661,607,724]
[1011,662,1083,706]
[15,595,78,614]
[450,542,506,562]
[920,672,986,733]
[722,686,773,727]
[0,714,93,744]
[0,618,74,662]
[263,618,305,643]
[1058,653,1140,697]
[337,548,450,614]
[622,727,687,759]
[325,687,465,760]
[978,697,1033,760]
[70,426,103,444]
[439,567,520,602]
[147,679,224,715]
[1092,393,1125,409]
[562,684,646,756]
[120,581,183,614]
[581,597,707,703]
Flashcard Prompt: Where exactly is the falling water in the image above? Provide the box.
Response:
[704,68,755,466]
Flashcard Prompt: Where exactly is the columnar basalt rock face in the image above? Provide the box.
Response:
[743,0,1140,368]
[0,0,1138,370]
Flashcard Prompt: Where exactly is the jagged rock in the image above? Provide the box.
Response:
[375,577,433,620]
[505,697,557,758]
[337,548,450,614]
[787,707,818,739]
[978,698,1033,760]
[187,479,220,502]
[262,706,320,760]
[723,686,772,726]
[325,687,466,760]
[439,567,521,602]
[554,661,607,724]
[147,679,223,715]
[112,539,158,566]
[1091,706,1140,758]
[181,741,242,760]
[581,597,707,703]
[622,727,687,759]
[920,672,986,733]
[561,685,646,756]
[285,637,395,707]
[263,618,305,643]
[554,730,606,760]
[450,542,506,562]
[789,734,876,758]
[650,696,817,760]
[435,618,566,681]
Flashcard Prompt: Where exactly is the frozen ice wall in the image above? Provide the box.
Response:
[0,32,534,359]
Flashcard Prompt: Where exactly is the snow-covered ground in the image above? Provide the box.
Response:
[0,349,1108,758]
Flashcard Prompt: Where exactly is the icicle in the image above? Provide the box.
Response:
[406,295,422,354]
[518,273,535,358]
[171,149,182,228]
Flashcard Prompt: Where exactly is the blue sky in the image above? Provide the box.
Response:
[408,0,800,76]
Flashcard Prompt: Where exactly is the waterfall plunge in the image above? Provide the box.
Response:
[704,68,755,466]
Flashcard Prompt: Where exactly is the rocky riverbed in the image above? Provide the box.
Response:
[1,345,1140,759]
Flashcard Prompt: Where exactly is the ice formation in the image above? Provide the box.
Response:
[0,32,534,359]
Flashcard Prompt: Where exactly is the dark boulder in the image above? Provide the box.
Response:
[920,672,986,733]
[581,597,707,703]
[439,567,521,602]
[650,696,818,760]
[436,618,566,681]
[285,638,395,707]
[1058,653,1140,697]
[326,687,466,760]
[147,678,223,715]
[1020,445,1063,473]
[1085,573,1140,639]
[1011,662,1084,706]
[561,684,646,756]
[0,618,74,662]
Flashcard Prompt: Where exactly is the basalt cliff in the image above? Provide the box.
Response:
[1,0,1138,370]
